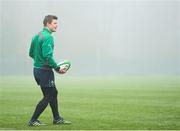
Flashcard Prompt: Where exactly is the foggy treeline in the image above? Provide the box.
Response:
[0,0,179,76]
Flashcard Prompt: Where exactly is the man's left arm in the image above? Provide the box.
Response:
[29,37,35,59]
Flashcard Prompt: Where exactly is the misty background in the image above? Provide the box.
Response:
[0,0,179,76]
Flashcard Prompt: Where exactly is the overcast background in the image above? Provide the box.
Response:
[0,0,179,76]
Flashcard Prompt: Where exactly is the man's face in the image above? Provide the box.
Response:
[47,19,58,32]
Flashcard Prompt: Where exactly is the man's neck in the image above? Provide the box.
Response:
[44,27,52,34]
[44,27,52,33]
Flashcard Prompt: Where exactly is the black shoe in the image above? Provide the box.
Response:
[53,118,71,125]
[28,120,46,126]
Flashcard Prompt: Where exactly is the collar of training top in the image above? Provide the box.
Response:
[43,27,52,34]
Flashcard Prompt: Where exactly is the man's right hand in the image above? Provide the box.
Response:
[58,68,67,74]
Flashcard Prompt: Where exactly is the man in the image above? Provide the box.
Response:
[28,15,71,126]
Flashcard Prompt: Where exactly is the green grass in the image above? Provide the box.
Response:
[0,75,180,130]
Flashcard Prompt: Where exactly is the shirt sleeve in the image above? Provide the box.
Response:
[42,37,59,69]
[29,37,35,59]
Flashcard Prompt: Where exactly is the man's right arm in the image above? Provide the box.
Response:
[42,37,59,70]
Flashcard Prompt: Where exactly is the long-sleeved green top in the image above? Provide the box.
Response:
[29,28,59,70]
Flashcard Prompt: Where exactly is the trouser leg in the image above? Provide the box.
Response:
[30,86,60,121]
[49,87,60,120]
[41,86,60,120]
[30,95,49,121]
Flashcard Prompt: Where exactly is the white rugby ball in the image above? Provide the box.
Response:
[57,60,71,72]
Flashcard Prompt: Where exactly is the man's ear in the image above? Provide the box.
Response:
[46,22,51,27]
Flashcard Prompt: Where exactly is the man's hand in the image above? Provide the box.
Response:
[58,67,67,74]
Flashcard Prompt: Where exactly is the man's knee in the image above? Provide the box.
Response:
[41,87,58,101]
[53,88,58,97]
[44,94,53,102]
[38,98,49,107]
[47,87,58,99]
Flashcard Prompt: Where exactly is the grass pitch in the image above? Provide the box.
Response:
[0,75,180,130]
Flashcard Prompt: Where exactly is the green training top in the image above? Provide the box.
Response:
[29,27,59,70]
